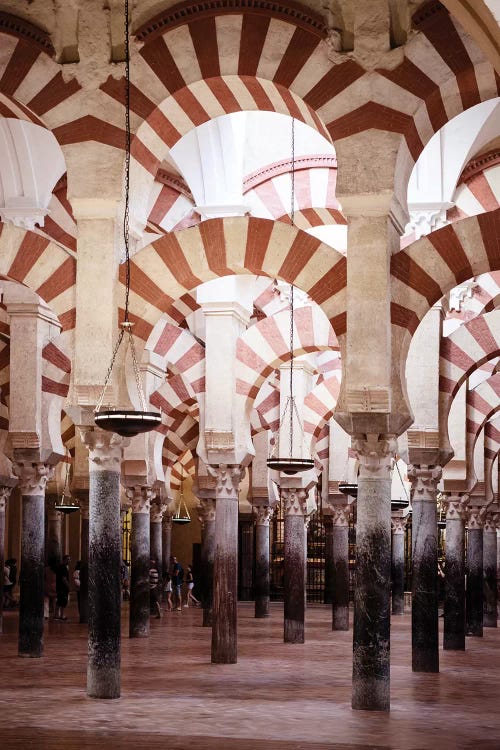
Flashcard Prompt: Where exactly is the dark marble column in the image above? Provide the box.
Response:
[0,485,14,633]
[282,487,308,644]
[483,515,498,628]
[78,494,90,625]
[332,503,351,630]
[323,515,334,605]
[127,486,152,639]
[209,465,244,664]
[466,506,484,637]
[45,500,62,564]
[442,494,467,650]
[81,428,127,699]
[161,514,172,592]
[409,464,441,673]
[150,498,164,574]
[391,516,406,616]
[198,498,216,627]
[254,505,273,618]
[239,514,254,601]
[352,434,395,712]
[13,462,53,658]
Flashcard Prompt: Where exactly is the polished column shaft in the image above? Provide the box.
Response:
[391,517,406,616]
[282,488,308,644]
[483,517,497,628]
[254,505,273,619]
[332,505,351,630]
[128,487,152,639]
[443,495,466,650]
[466,507,484,637]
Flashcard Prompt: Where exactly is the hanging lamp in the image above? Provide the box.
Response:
[267,118,314,476]
[54,451,80,514]
[172,465,191,524]
[94,0,161,438]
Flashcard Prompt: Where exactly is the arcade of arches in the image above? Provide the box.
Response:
[1,0,500,747]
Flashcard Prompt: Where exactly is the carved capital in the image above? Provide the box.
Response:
[352,433,397,479]
[483,515,497,533]
[467,505,486,529]
[281,487,308,516]
[13,462,54,496]
[253,505,274,527]
[332,504,351,527]
[197,497,216,526]
[151,498,168,524]
[441,493,468,521]
[126,485,153,515]
[207,464,245,500]
[408,465,442,503]
[79,427,128,470]
[391,517,406,535]
[0,485,12,512]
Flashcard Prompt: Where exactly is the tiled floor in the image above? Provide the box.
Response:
[0,602,499,749]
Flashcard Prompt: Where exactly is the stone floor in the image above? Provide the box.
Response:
[0,602,499,750]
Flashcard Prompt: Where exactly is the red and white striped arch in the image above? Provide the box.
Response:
[440,310,500,456]
[303,369,341,447]
[169,450,196,492]
[104,0,500,208]
[484,419,500,501]
[146,322,205,397]
[126,217,347,342]
[466,373,500,448]
[0,222,76,332]
[236,304,337,401]
[252,379,280,436]
[391,208,500,338]
[451,152,500,221]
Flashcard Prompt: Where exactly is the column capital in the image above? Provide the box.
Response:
[253,505,274,527]
[467,505,487,529]
[79,427,129,470]
[483,515,497,533]
[126,485,153,514]
[441,493,468,520]
[281,487,308,516]
[352,433,397,479]
[207,464,245,499]
[197,497,216,526]
[332,504,351,527]
[408,464,442,501]
[0,485,13,511]
[391,517,406,535]
[150,497,168,523]
[13,461,54,496]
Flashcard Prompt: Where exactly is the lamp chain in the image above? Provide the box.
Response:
[288,116,295,459]
[124,0,131,322]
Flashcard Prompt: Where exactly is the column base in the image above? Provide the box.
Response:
[332,607,349,630]
[352,676,390,712]
[87,666,120,699]
[284,619,304,643]
[412,650,439,673]
[484,614,497,628]
[443,635,465,650]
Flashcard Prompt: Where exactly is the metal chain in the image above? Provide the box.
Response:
[289,283,294,458]
[126,326,147,411]
[95,327,125,412]
[123,0,131,322]
[290,117,295,227]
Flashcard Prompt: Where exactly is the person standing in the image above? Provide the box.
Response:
[55,555,70,621]
[44,558,57,619]
[184,566,200,607]
[170,556,184,611]
[73,561,81,616]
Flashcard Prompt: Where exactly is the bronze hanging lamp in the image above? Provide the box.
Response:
[267,118,314,476]
[94,0,161,438]
[172,464,191,524]
[54,450,80,514]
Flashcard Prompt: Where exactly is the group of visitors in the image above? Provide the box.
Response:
[149,556,200,617]
[44,555,82,621]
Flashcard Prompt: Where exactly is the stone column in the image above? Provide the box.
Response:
[323,514,334,605]
[408,465,441,673]
[198,498,216,627]
[239,513,254,601]
[442,494,467,650]
[46,502,63,564]
[351,434,395,712]
[483,514,497,628]
[13,461,53,658]
[127,486,152,639]
[0,486,13,633]
[150,497,164,572]
[281,487,308,644]
[78,494,90,625]
[254,505,273,618]
[209,465,244,664]
[391,516,406,616]
[332,503,351,630]
[80,428,127,699]
[466,505,484,637]
[161,513,172,598]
